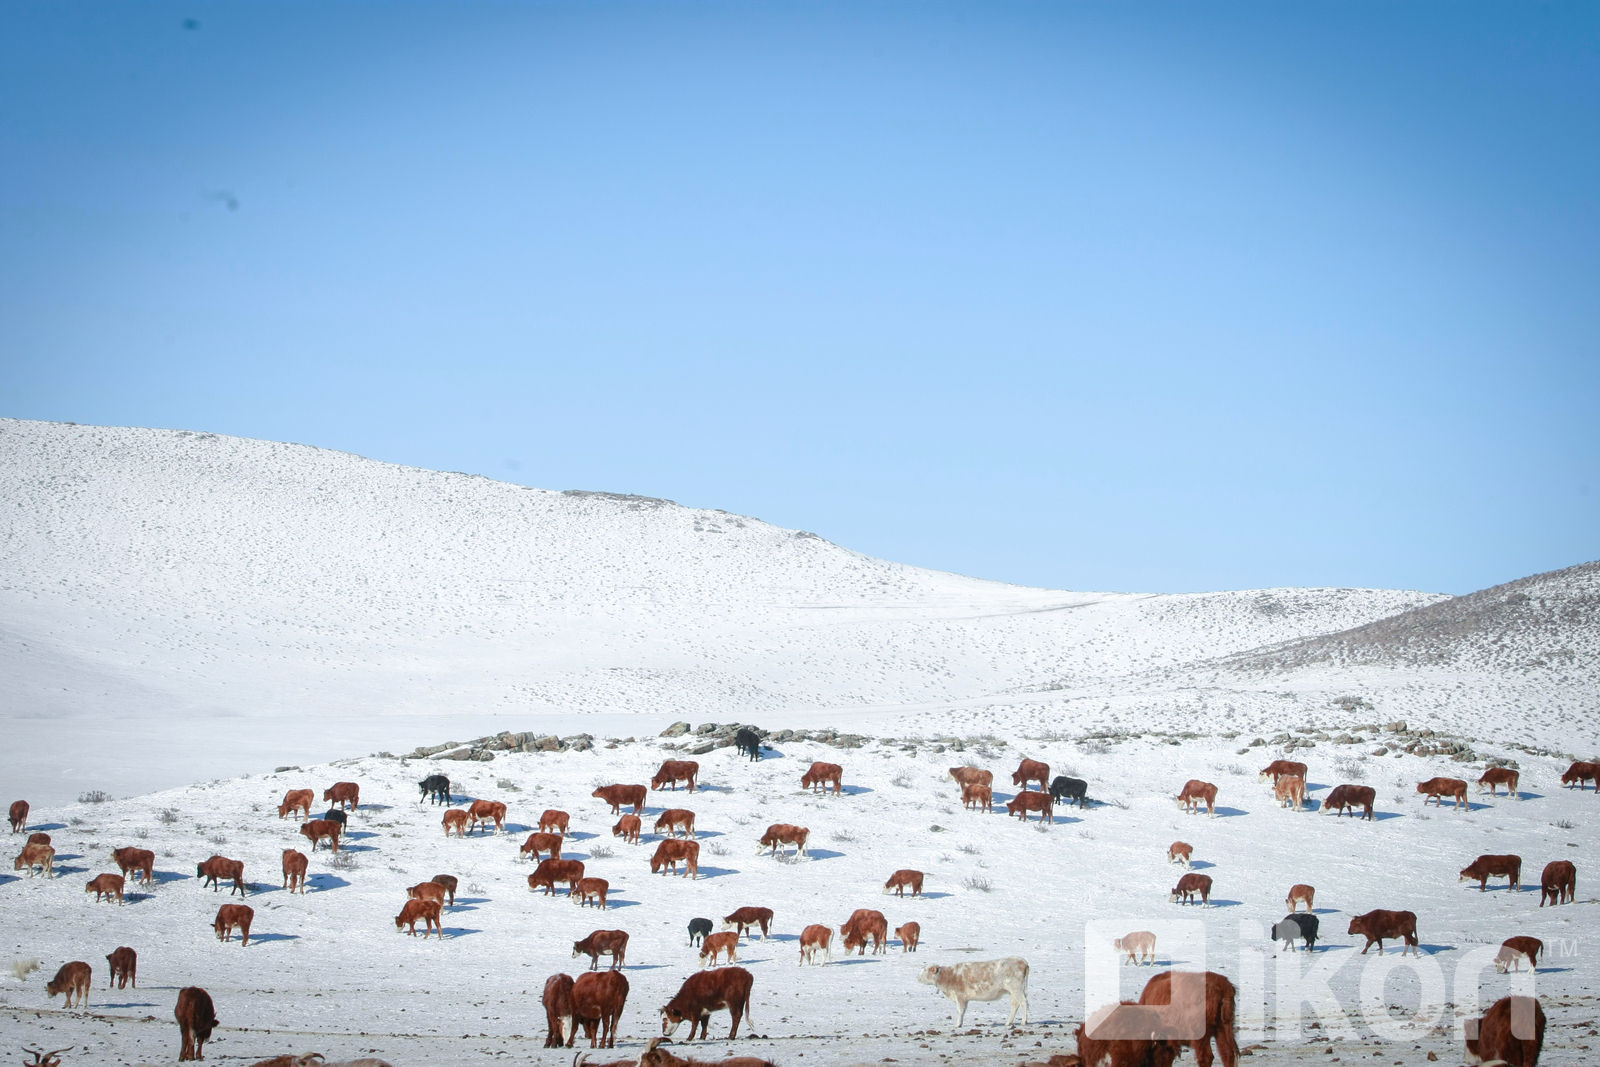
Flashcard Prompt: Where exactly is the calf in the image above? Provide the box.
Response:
[1006,790,1054,823]
[1463,995,1544,1067]
[884,869,924,897]
[573,929,629,971]
[660,966,756,1040]
[395,897,442,938]
[1272,913,1319,952]
[1114,931,1156,966]
[543,973,576,1047]
[175,985,218,1062]
[1495,936,1544,973]
[322,781,360,811]
[27,831,50,847]
[113,845,156,886]
[799,924,833,964]
[687,917,713,946]
[896,921,921,953]
[961,782,993,812]
[106,946,137,989]
[529,858,586,896]
[1285,883,1314,912]
[723,905,774,940]
[1012,758,1050,791]
[214,903,255,946]
[573,877,610,909]
[917,957,1029,1028]
[1176,779,1218,817]
[418,774,450,805]
[655,809,696,838]
[430,874,458,906]
[87,872,126,905]
[734,726,763,761]
[1167,841,1193,867]
[650,839,700,878]
[571,969,629,1049]
[278,788,314,820]
[520,831,564,862]
[1273,775,1306,812]
[46,961,92,1008]
[539,809,571,835]
[1540,859,1576,906]
[282,849,308,894]
[196,855,246,896]
[613,814,642,843]
[839,908,888,956]
[800,761,844,795]
[1460,854,1521,892]
[1170,873,1212,906]
[1322,783,1376,820]
[8,799,28,833]
[756,823,808,858]
[1478,766,1520,799]
[1258,759,1307,785]
[1417,776,1469,811]
[1348,909,1418,956]
[442,809,469,837]
[1136,969,1239,1067]
[593,784,647,815]
[14,842,54,877]
[300,818,341,853]
[1560,760,1599,790]
[699,931,740,967]
[652,760,700,793]
[1050,775,1088,808]
[467,798,507,835]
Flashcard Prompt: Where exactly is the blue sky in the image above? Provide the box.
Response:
[4,1,1596,595]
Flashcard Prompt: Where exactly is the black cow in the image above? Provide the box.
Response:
[321,809,348,832]
[1049,775,1088,808]
[734,727,762,761]
[1272,913,1319,952]
[418,774,451,805]
[688,917,713,945]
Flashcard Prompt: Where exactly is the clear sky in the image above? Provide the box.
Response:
[4,1,1596,596]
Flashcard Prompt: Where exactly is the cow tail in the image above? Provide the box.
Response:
[1216,982,1240,1067]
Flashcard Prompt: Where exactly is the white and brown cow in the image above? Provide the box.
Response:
[916,957,1029,1029]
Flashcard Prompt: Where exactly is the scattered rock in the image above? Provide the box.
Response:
[660,721,691,737]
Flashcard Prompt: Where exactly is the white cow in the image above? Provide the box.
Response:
[917,957,1029,1028]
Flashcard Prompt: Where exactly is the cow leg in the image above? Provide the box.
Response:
[953,997,968,1029]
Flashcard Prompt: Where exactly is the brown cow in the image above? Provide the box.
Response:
[544,973,575,1047]
[655,809,696,838]
[723,905,774,940]
[1560,760,1599,790]
[45,961,91,1008]
[300,818,341,852]
[1322,783,1376,820]
[322,781,360,811]
[1006,790,1054,823]
[885,869,924,897]
[395,897,442,937]
[1285,884,1314,912]
[573,929,629,971]
[431,873,458,905]
[1273,775,1306,812]
[593,784,647,815]
[571,969,629,1049]
[1478,766,1521,799]
[27,831,50,847]
[282,849,308,894]
[661,966,755,1041]
[1460,854,1521,892]
[801,761,844,795]
[442,809,469,837]
[521,831,564,862]
[636,1036,776,1067]
[1168,842,1193,867]
[467,798,507,835]
[1136,970,1239,1067]
[540,809,571,835]
[1463,995,1544,1067]
[949,766,993,792]
[1258,759,1307,785]
[799,924,833,964]
[1540,860,1576,906]
[1176,780,1218,817]
[652,760,700,793]
[113,846,156,886]
[1075,1005,1184,1067]
[650,838,700,878]
[529,858,586,896]
[278,789,314,820]
[196,855,246,896]
[9,799,29,833]
[1012,758,1050,791]
[613,814,643,843]
[1417,776,1469,811]
[407,881,447,906]
[1170,873,1212,907]
[1496,936,1544,973]
[14,841,54,877]
[961,782,993,812]
[840,907,888,955]
[214,903,254,946]
[573,877,610,909]
[87,872,125,904]
[106,946,137,989]
[896,921,921,953]
[699,931,740,967]
[176,985,218,1061]
[757,823,809,858]
[1347,909,1418,956]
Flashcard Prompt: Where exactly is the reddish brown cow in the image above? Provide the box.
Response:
[14,841,54,877]
[652,760,700,793]
[322,781,360,811]
[613,814,642,843]
[1075,1006,1184,1067]
[278,789,314,820]
[650,839,700,879]
[213,903,254,946]
[395,897,442,938]
[1170,873,1212,907]
[1176,780,1218,817]
[300,818,341,852]
[46,961,92,1008]
[529,858,586,896]
[593,784,648,815]
[112,846,156,885]
[1496,936,1544,973]
[949,767,993,792]
[1322,783,1376,820]
[281,849,308,894]
[1285,884,1314,912]
[407,881,447,906]
[801,761,844,795]
[106,946,137,989]
[87,872,126,904]
[196,855,246,896]
[1460,854,1521,892]
[573,929,629,971]
[961,782,993,812]
[467,799,507,835]
[757,823,809,858]
[655,809,696,838]
[699,931,740,966]
[1168,842,1193,867]
[521,831,564,862]
[175,985,218,1061]
[431,873,458,905]
[544,973,576,1047]
[1258,759,1308,785]
[840,908,888,955]
[573,877,610,909]
[1136,970,1239,1067]
[1540,860,1576,906]
[1417,777,1469,811]
[1478,766,1521,798]
[895,921,921,953]
[723,905,774,940]
[1463,995,1544,1067]
[540,809,571,835]
[27,831,50,847]
[1347,909,1418,956]
[1006,790,1054,823]
[1012,758,1050,791]
[8,799,28,833]
[571,970,629,1049]
[1560,760,1599,790]
[885,869,924,897]
[1273,775,1306,812]
[660,966,756,1041]
[442,809,469,837]
[799,924,832,964]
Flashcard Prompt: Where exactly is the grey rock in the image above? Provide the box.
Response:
[661,722,691,737]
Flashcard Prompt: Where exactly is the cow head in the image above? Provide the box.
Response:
[915,965,940,986]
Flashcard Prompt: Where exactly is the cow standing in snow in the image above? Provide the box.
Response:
[916,957,1029,1029]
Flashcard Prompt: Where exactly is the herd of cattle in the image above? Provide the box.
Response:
[8,740,1595,1065]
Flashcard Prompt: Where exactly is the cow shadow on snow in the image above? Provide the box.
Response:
[689,865,738,880]
[1210,807,1248,818]
[1187,860,1216,871]
[566,830,598,842]
[801,848,845,862]
[333,843,379,854]
[594,897,640,910]
[151,869,190,886]
[100,1001,158,1010]
[359,803,394,813]
[28,821,68,832]
[839,784,874,797]
[451,896,491,907]
[1371,811,1403,822]
[914,890,954,900]
[245,933,300,945]
[441,927,481,939]
[342,829,379,842]
[830,957,881,966]
[306,874,350,892]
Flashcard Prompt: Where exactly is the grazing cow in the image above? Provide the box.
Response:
[660,966,756,1041]
[799,762,844,796]
[1463,995,1544,1067]
[1460,854,1521,892]
[800,924,833,964]
[1050,775,1089,808]
[1539,860,1576,906]
[1560,760,1599,790]
[27,831,50,847]
[1176,780,1218,817]
[688,917,713,946]
[734,727,763,761]
[593,784,648,815]
[539,809,571,835]
[430,874,458,905]
[1417,776,1469,811]
[756,823,809,858]
[300,818,341,853]
[176,985,218,1062]
[1496,936,1544,973]
[1012,758,1050,792]
[14,842,54,877]
[961,782,993,812]
[574,929,629,971]
[45,961,92,1008]
[1347,909,1418,956]
[1273,775,1306,812]
[896,921,921,953]
[1258,760,1308,785]
[949,766,993,792]
[571,970,630,1049]
[1114,931,1156,966]
[520,832,564,862]
[1168,842,1193,867]
[699,931,740,967]
[1272,913,1319,952]
[8,799,28,833]
[1285,884,1314,912]
[1170,873,1212,907]
[407,881,447,906]
[467,799,507,835]
[917,957,1030,1028]
[1322,783,1377,820]
[322,781,359,811]
[418,774,450,805]
[529,858,586,896]
[839,908,888,956]
[635,1036,776,1067]
[1136,970,1240,1067]
[573,877,610,909]
[87,872,126,904]
[655,809,696,838]
[112,845,156,886]
[1478,766,1521,799]
[723,905,774,940]
[884,869,924,897]
[282,849,308,894]
[196,855,246,896]
[650,839,700,879]
[394,897,442,938]
[278,789,314,820]
[543,973,576,1047]
[652,760,700,793]
[214,903,254,946]
[1006,790,1054,823]
[106,946,137,989]
[613,814,642,843]
[1075,1006,1184,1067]
[441,809,469,836]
